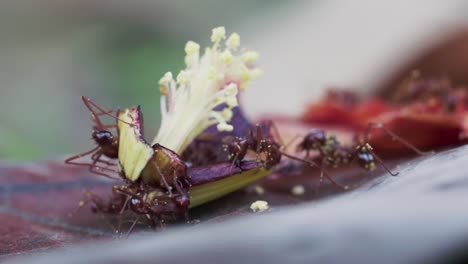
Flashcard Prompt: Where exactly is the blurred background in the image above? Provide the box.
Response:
[1,0,468,160]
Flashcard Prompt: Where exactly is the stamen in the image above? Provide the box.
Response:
[152,27,261,154]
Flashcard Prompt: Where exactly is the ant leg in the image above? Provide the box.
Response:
[94,159,118,167]
[95,109,118,117]
[88,156,120,179]
[145,214,160,230]
[253,126,268,167]
[101,124,119,130]
[116,195,131,235]
[366,146,399,176]
[228,140,247,171]
[90,152,118,167]
[152,160,173,195]
[173,182,190,221]
[66,148,118,179]
[267,121,286,146]
[361,122,432,176]
[81,96,133,127]
[125,216,141,238]
[280,151,349,190]
[314,171,325,197]
[365,122,434,155]
[65,146,100,165]
[283,134,302,153]
[264,122,300,152]
[91,154,118,167]
[229,152,242,173]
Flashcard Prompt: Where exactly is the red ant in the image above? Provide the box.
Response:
[65,96,127,178]
[297,122,432,177]
[226,121,345,188]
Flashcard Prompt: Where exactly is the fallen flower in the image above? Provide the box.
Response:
[65,27,280,227]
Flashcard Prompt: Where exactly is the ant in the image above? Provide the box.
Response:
[297,122,432,177]
[68,103,191,230]
[226,121,345,188]
[65,96,128,178]
[146,143,191,208]
[392,71,468,113]
[80,180,190,232]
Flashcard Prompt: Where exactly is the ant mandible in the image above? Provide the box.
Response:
[65,96,130,178]
[297,122,432,177]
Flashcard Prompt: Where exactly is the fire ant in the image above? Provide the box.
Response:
[65,96,130,178]
[226,121,345,188]
[297,122,432,177]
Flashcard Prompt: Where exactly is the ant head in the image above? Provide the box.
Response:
[356,146,376,171]
[92,130,114,145]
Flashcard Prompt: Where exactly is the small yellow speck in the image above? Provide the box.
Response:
[79,200,85,207]
[291,185,305,196]
[250,200,269,213]
[254,185,265,195]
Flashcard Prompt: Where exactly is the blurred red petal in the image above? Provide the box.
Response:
[300,90,467,157]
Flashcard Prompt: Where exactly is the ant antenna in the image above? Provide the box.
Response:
[81,96,134,127]
[283,134,302,152]
[365,122,434,156]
